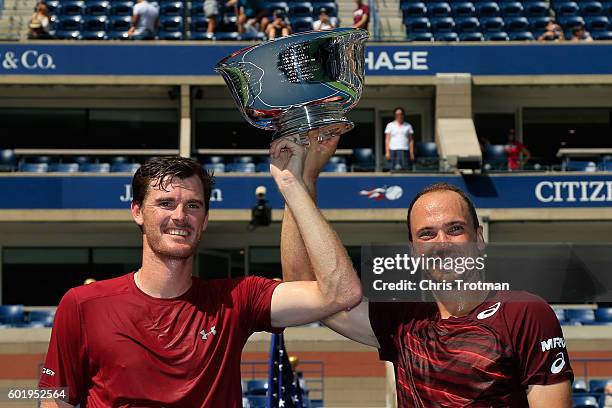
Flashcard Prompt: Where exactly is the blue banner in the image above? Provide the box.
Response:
[2,174,611,210]
[1,43,611,76]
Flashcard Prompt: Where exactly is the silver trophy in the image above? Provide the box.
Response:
[215,28,369,144]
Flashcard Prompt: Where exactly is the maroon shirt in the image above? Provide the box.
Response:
[39,273,282,407]
[369,291,573,407]
[353,4,369,27]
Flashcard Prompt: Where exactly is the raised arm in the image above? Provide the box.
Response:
[278,133,379,347]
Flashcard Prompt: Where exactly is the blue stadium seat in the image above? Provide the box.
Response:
[247,395,267,408]
[160,1,184,16]
[580,1,604,16]
[459,31,484,40]
[501,1,524,17]
[234,156,254,164]
[191,15,208,32]
[19,163,49,172]
[239,31,266,40]
[562,160,597,171]
[476,1,500,17]
[407,31,434,41]
[351,148,375,171]
[70,155,92,165]
[435,31,459,40]
[311,1,337,17]
[430,16,455,32]
[28,310,55,327]
[451,1,475,18]
[571,395,598,408]
[553,308,566,322]
[586,15,610,31]
[523,1,549,17]
[564,308,595,323]
[554,1,579,17]
[560,15,586,35]
[46,0,61,14]
[405,17,431,32]
[214,31,240,40]
[110,1,133,16]
[604,1,612,16]
[191,1,204,16]
[595,308,612,322]
[509,31,534,40]
[529,16,552,31]
[203,163,225,173]
[416,142,439,158]
[204,155,224,164]
[48,163,80,172]
[0,149,17,172]
[328,156,346,164]
[109,156,129,165]
[505,16,530,31]
[588,379,609,393]
[322,163,347,172]
[455,16,480,32]
[111,163,141,173]
[159,30,183,40]
[55,14,83,31]
[109,15,131,31]
[290,16,313,32]
[601,160,612,170]
[289,2,313,17]
[83,15,108,31]
[85,0,110,15]
[0,305,25,325]
[107,30,130,39]
[481,16,505,31]
[484,144,508,168]
[27,155,54,164]
[226,162,256,173]
[572,379,588,393]
[255,163,269,172]
[265,1,289,15]
[61,0,85,15]
[593,30,612,39]
[160,16,184,31]
[401,1,427,18]
[81,30,106,39]
[427,2,452,18]
[81,163,111,172]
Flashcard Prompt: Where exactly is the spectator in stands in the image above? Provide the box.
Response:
[266,10,292,39]
[385,107,415,171]
[505,128,531,170]
[128,0,159,40]
[313,8,338,31]
[604,381,612,407]
[229,0,269,34]
[204,0,221,34]
[28,2,51,39]
[352,0,369,30]
[571,25,593,42]
[538,20,565,41]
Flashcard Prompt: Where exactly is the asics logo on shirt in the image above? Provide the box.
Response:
[477,302,501,320]
[550,352,566,374]
[200,326,217,341]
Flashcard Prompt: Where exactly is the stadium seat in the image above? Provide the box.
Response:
[85,0,110,15]
[430,16,455,32]
[290,16,314,32]
[553,308,566,322]
[233,156,254,164]
[247,395,267,408]
[481,16,505,32]
[0,305,25,325]
[191,1,204,16]
[562,160,597,171]
[289,2,313,17]
[560,15,586,32]
[500,1,524,17]
[451,1,475,18]
[83,15,108,31]
[586,15,610,31]
[246,380,268,395]
[109,15,131,31]
[322,163,347,172]
[69,155,92,165]
[476,1,500,17]
[0,149,17,172]
[55,14,83,31]
[265,1,289,15]
[523,1,549,17]
[19,163,49,172]
[160,1,183,16]
[81,30,106,39]
[190,15,208,34]
[407,31,434,41]
[405,17,431,33]
[255,163,269,172]
[554,1,579,17]
[61,0,86,15]
[571,395,598,408]
[48,163,80,172]
[484,144,508,168]
[204,155,224,164]
[110,1,133,16]
[401,2,427,18]
[27,155,54,164]
[311,1,337,17]
[203,163,225,173]
[595,308,612,322]
[159,31,183,40]
[564,308,595,323]
[459,31,484,40]
[455,16,480,32]
[28,310,55,327]
[588,379,609,393]
[529,16,552,31]
[81,163,111,172]
[435,31,459,41]
[415,142,439,169]
[226,162,256,173]
[46,0,61,14]
[505,16,530,31]
[160,16,183,31]
[593,30,612,39]
[509,31,534,40]
[214,31,240,40]
[604,1,612,16]
[580,1,604,16]
[572,379,588,393]
[239,31,266,40]
[351,148,375,171]
[107,30,130,39]
[427,2,451,18]
[111,163,141,173]
[328,156,346,164]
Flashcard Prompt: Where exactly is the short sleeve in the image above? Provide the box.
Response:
[39,289,87,405]
[508,299,574,386]
[407,124,414,135]
[235,276,283,335]
[384,122,392,134]
[368,302,400,362]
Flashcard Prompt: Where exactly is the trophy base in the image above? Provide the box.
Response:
[272,104,354,145]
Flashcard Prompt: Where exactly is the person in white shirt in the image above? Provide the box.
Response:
[385,106,414,170]
[128,0,159,40]
[313,8,337,31]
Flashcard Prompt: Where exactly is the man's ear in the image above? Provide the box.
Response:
[131,201,144,230]
[201,213,209,233]
[476,225,486,250]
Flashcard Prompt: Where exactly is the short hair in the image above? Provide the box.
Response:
[132,156,214,214]
[406,182,479,241]
[394,106,405,116]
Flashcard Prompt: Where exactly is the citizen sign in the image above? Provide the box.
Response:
[1,50,56,70]
[535,180,612,202]
[365,50,429,71]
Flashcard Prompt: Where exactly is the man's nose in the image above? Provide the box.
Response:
[171,204,187,223]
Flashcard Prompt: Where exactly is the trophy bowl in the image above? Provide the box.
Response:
[215,28,369,145]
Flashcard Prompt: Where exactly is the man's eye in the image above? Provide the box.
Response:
[187,203,201,209]
[419,231,435,239]
[159,202,171,207]
[448,225,464,234]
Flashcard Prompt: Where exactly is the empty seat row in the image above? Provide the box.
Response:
[18,162,142,172]
[401,1,552,19]
[0,305,55,328]
[260,1,337,17]
[555,307,612,324]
